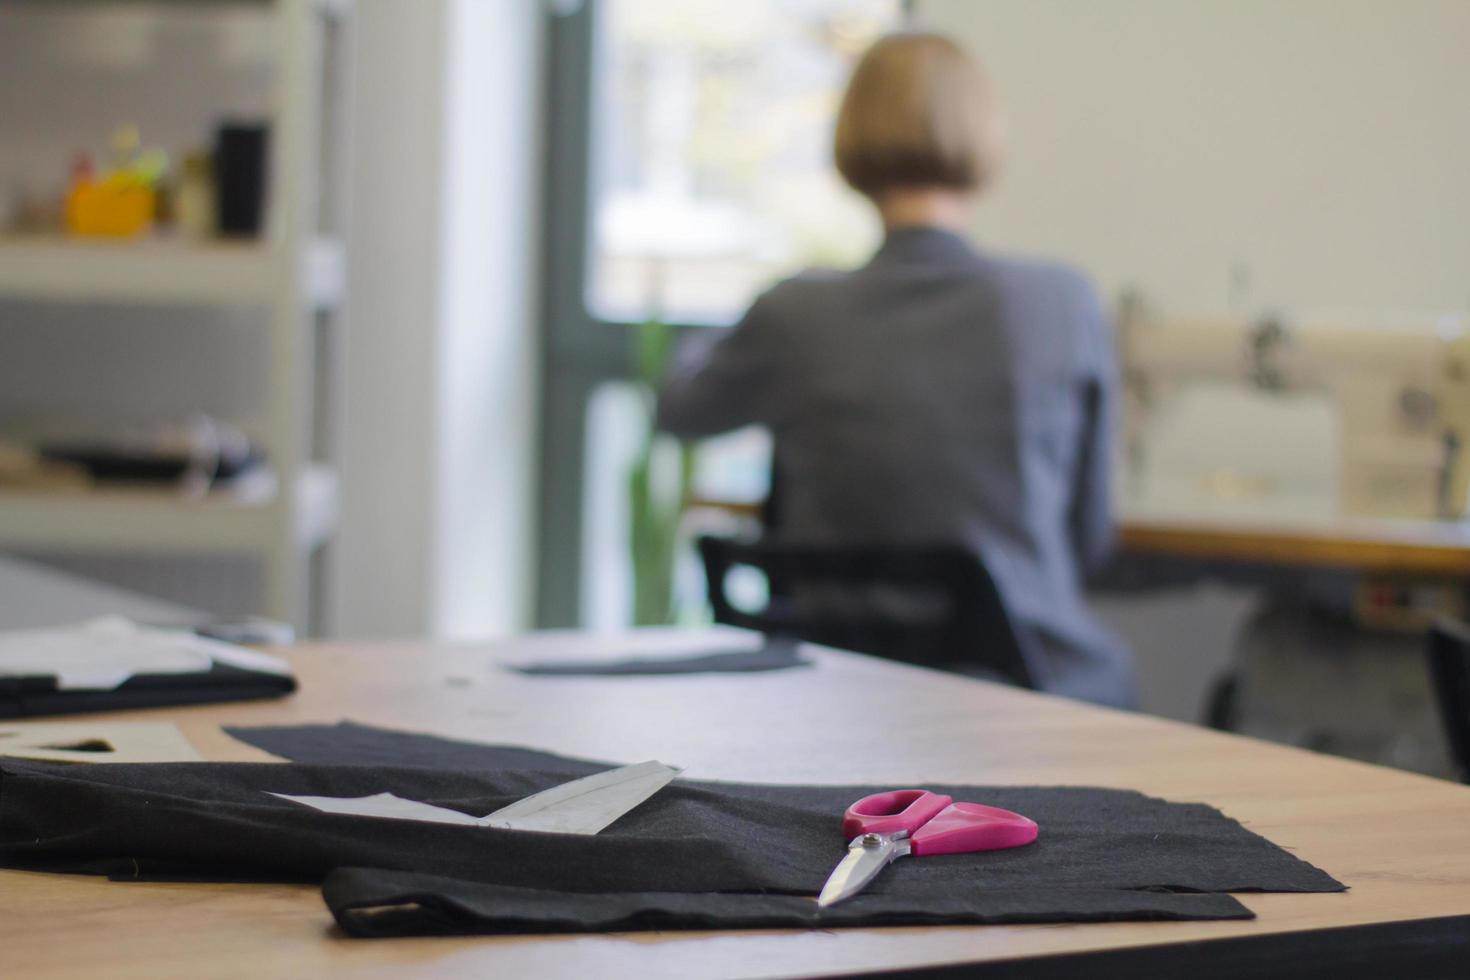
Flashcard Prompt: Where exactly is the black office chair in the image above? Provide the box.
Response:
[697,535,1038,689]
[1427,617,1470,783]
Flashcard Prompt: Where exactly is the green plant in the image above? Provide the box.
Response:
[628,319,697,626]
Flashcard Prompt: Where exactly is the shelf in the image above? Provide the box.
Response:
[0,237,345,309]
[3,0,351,630]
[0,464,338,555]
[9,0,352,15]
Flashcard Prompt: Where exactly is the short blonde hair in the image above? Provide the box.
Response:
[834,32,1003,200]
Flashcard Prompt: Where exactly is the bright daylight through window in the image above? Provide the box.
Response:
[590,0,902,325]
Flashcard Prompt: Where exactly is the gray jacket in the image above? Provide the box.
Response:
[658,227,1136,707]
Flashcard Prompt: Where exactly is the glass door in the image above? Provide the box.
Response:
[538,0,905,628]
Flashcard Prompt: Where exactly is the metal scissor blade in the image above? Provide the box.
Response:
[480,760,679,834]
[817,835,909,907]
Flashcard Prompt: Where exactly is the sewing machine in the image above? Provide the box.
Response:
[1119,305,1470,523]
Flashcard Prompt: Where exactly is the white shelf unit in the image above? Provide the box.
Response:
[0,463,338,554]
[0,237,345,309]
[0,0,353,633]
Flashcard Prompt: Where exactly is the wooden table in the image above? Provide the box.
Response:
[688,495,1470,577]
[4,628,1470,979]
[1118,510,1470,577]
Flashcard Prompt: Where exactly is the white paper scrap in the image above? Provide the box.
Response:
[0,721,204,764]
[267,760,680,834]
[0,616,290,690]
[480,760,679,834]
[197,640,292,677]
[0,617,209,689]
[266,791,485,826]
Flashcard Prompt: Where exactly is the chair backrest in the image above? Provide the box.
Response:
[1427,617,1470,783]
[698,535,1036,689]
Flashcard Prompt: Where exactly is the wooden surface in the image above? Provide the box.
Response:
[1119,511,1470,576]
[4,628,1470,979]
[686,496,1470,576]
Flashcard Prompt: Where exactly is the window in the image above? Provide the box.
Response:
[589,0,902,325]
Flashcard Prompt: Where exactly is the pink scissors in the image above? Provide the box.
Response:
[817,789,1038,907]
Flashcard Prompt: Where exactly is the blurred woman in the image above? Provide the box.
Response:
[657,33,1135,707]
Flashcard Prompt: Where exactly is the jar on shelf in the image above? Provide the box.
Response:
[174,152,217,241]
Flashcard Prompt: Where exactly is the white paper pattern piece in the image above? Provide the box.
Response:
[0,721,204,764]
[269,760,680,834]
[265,791,486,826]
[480,759,680,834]
[0,616,291,690]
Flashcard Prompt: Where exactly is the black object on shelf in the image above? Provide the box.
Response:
[38,444,266,486]
[215,122,270,238]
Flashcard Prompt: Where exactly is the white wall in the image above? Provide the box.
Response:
[920,0,1470,318]
[432,0,543,638]
[334,0,541,639]
[333,0,444,637]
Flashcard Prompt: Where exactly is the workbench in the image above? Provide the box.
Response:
[1118,509,1470,577]
[4,629,1469,978]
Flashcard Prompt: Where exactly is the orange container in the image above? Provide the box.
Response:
[66,176,155,237]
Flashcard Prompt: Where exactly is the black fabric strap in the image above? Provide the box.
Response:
[324,868,1253,938]
[508,639,811,676]
[0,663,295,719]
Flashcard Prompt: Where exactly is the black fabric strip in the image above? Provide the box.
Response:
[507,638,811,676]
[323,868,1254,937]
[0,663,295,719]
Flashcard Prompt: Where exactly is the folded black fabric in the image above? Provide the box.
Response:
[0,736,1342,916]
[323,869,1254,938]
[0,662,296,719]
[507,639,811,676]
[227,725,1343,895]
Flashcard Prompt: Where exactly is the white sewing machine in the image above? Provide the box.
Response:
[1119,306,1470,523]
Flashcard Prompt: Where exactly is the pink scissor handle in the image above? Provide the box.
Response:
[843,790,953,838]
[909,802,1038,857]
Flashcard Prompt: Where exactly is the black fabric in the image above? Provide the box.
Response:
[231,721,611,772]
[508,638,811,676]
[224,724,1343,892]
[0,662,296,719]
[323,869,1253,938]
[0,727,1345,937]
